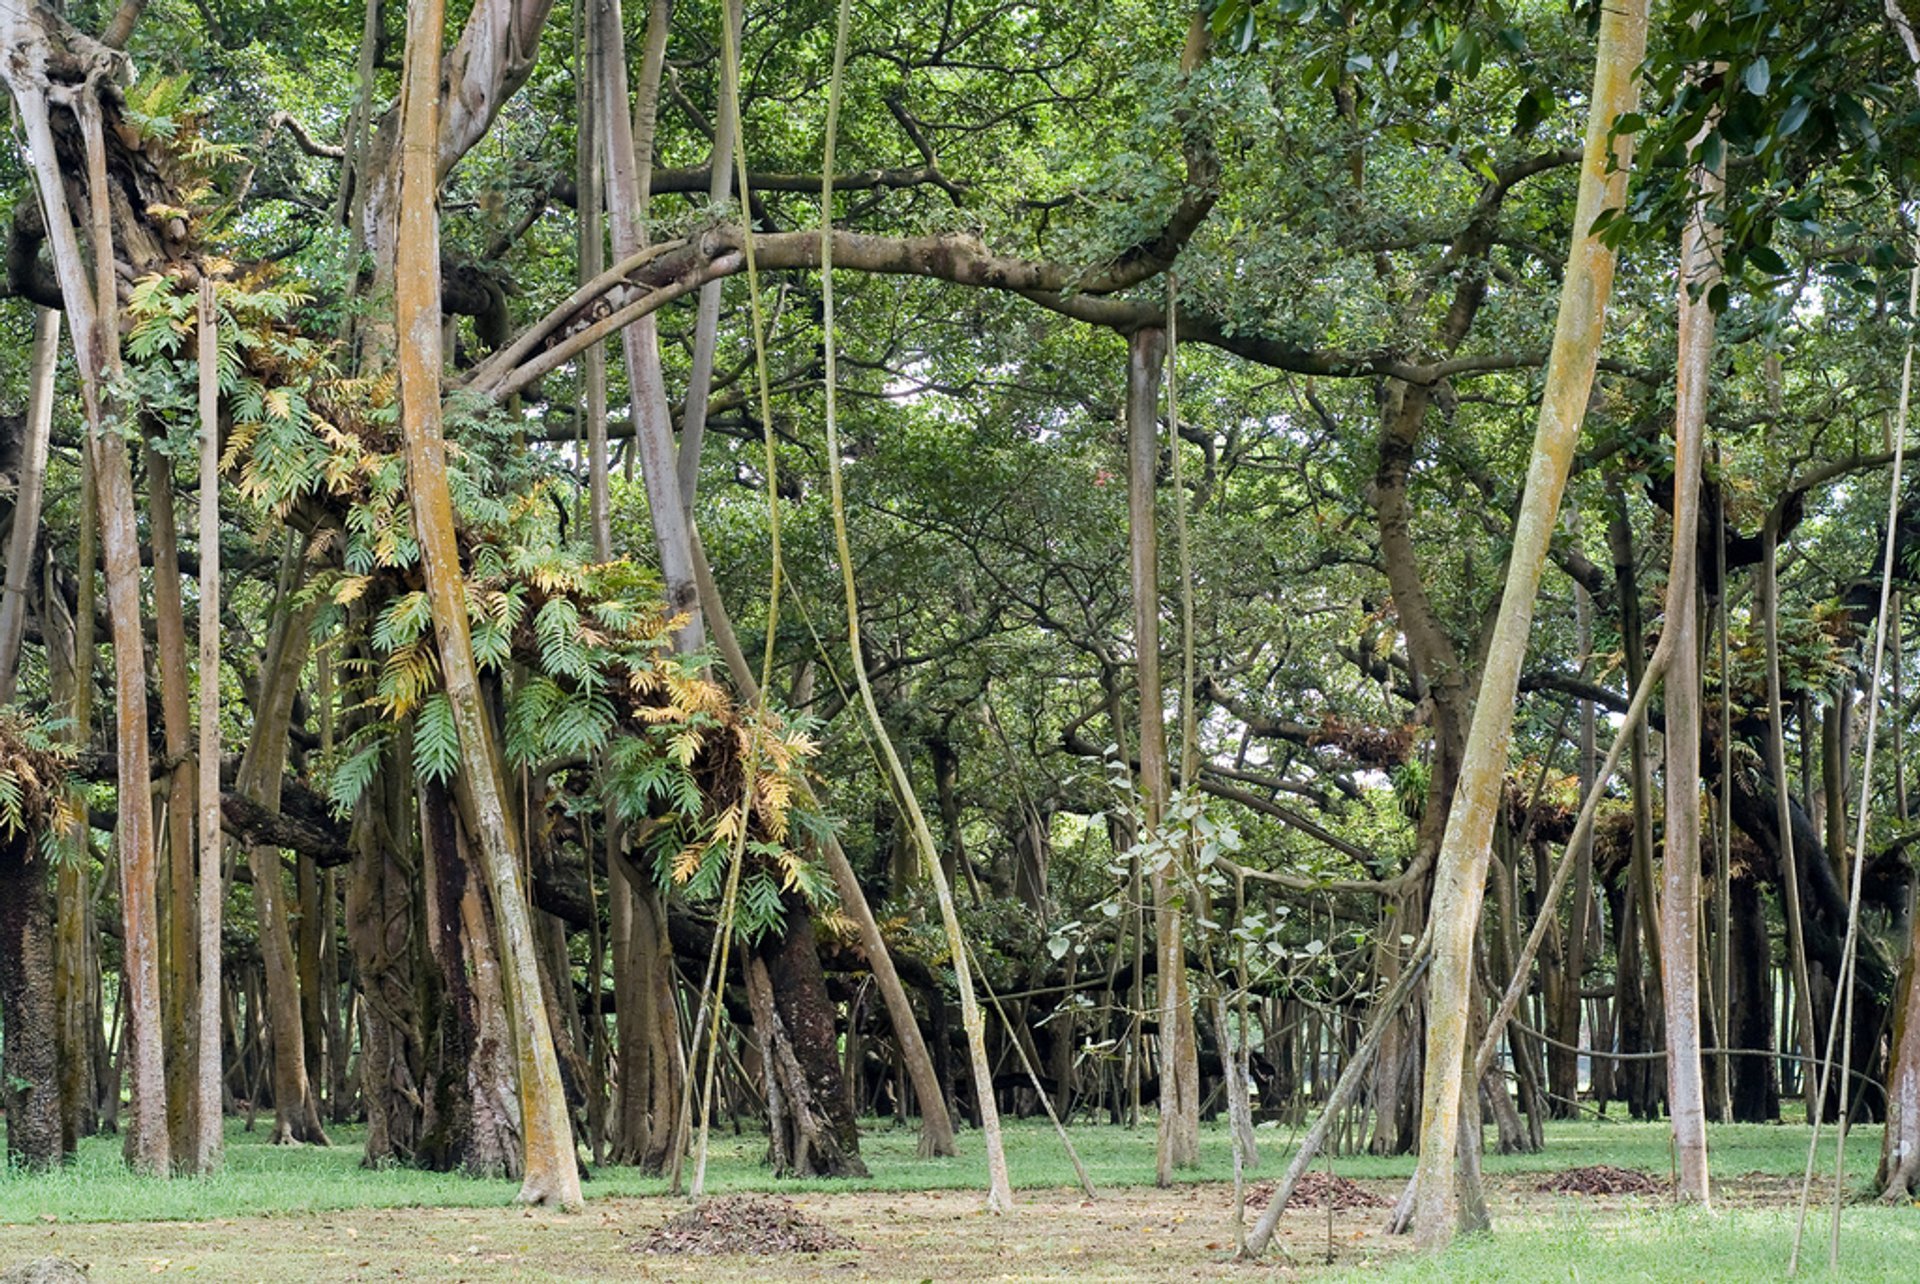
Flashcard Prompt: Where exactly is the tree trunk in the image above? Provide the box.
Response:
[673,0,740,510]
[1882,901,1920,1199]
[0,308,58,700]
[0,6,173,1175]
[42,527,99,1154]
[193,276,226,1174]
[0,830,59,1169]
[149,443,202,1160]
[417,778,482,1171]
[688,530,958,1156]
[1657,118,1723,1203]
[607,848,650,1167]
[747,890,869,1178]
[237,573,328,1147]
[1565,525,1599,1118]
[1127,326,1201,1181]
[1762,518,1821,1122]
[395,0,581,1208]
[633,878,685,1173]
[1610,492,1665,1120]
[1726,873,1778,1122]
[596,0,702,646]
[1409,0,1649,1245]
[297,853,329,1116]
[347,745,424,1167]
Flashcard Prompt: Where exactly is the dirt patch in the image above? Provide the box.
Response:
[638,1195,859,1257]
[1536,1165,1666,1196]
[1244,1171,1389,1211]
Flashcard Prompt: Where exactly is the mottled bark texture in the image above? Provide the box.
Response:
[1410,0,1648,1247]
[0,830,60,1169]
[747,890,868,1178]
[394,0,581,1209]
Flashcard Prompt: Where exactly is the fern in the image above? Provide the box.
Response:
[412,694,461,785]
[323,730,389,818]
[534,597,589,679]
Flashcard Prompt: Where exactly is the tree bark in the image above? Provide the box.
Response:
[417,778,483,1171]
[1882,902,1920,1199]
[149,443,201,1160]
[1658,116,1724,1204]
[1726,873,1779,1122]
[0,830,59,1169]
[346,741,424,1167]
[674,0,738,510]
[193,276,226,1174]
[0,308,58,700]
[1126,327,1200,1182]
[236,568,328,1147]
[596,0,701,646]
[1409,0,1648,1246]
[44,529,98,1154]
[1762,519,1821,1122]
[748,889,869,1177]
[395,0,581,1209]
[1610,491,1665,1119]
[0,4,170,1175]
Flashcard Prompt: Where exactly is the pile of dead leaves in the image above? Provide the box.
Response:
[637,1196,858,1256]
[1244,1171,1389,1211]
[1536,1165,1666,1196]
[0,1259,88,1284]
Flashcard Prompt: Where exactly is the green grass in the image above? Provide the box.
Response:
[5,1115,1916,1283]
[1341,1205,1920,1283]
[0,1114,1895,1224]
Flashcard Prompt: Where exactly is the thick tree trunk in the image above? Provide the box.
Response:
[747,890,869,1178]
[456,829,526,1179]
[417,780,482,1171]
[1726,873,1779,1122]
[634,878,684,1173]
[347,749,424,1167]
[0,4,172,1177]
[1409,0,1648,1246]
[395,0,581,1208]
[54,853,97,1153]
[608,850,648,1166]
[0,832,59,1169]
[1882,903,1920,1199]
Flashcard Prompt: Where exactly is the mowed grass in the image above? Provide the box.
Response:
[1344,1202,1920,1284]
[2,1115,1916,1281]
[0,1114,1894,1220]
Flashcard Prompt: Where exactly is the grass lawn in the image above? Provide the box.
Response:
[0,1115,1913,1280]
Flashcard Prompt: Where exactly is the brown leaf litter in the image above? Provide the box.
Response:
[637,1196,859,1257]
